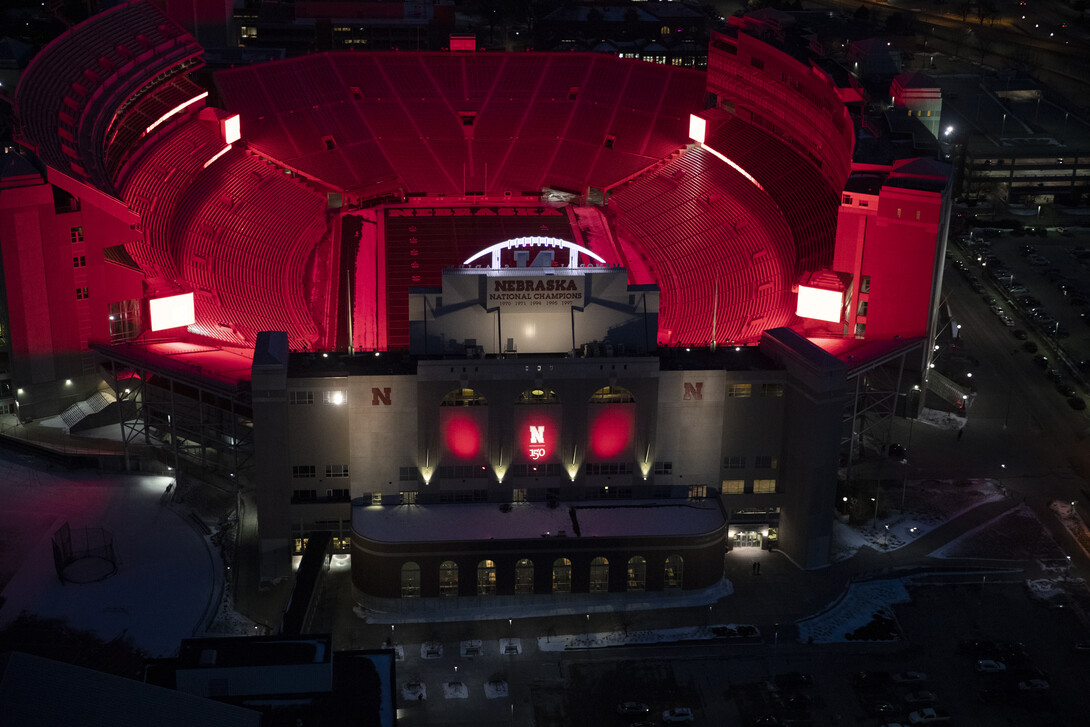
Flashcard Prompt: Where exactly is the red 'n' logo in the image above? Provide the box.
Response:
[371,387,391,405]
[683,382,703,401]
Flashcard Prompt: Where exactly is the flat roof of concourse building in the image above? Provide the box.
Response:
[353,500,727,544]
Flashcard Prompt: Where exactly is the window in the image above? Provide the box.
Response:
[750,56,764,70]
[722,479,745,494]
[458,111,476,127]
[321,135,336,150]
[326,464,349,478]
[292,465,316,478]
[590,385,635,403]
[289,391,314,405]
[400,490,417,505]
[73,255,85,268]
[70,226,84,243]
[760,383,784,398]
[108,299,140,343]
[568,85,579,100]
[512,488,527,503]
[240,25,257,38]
[517,388,559,404]
[753,478,777,493]
[552,557,572,593]
[585,462,633,476]
[664,555,684,590]
[371,493,383,505]
[754,455,778,469]
[726,383,751,398]
[589,557,609,593]
[654,461,672,475]
[857,300,868,317]
[349,86,363,100]
[604,135,616,150]
[860,275,871,294]
[515,559,534,594]
[688,484,707,499]
[292,489,317,501]
[75,287,89,300]
[399,467,417,481]
[627,556,646,591]
[724,455,745,469]
[441,387,486,406]
[477,559,496,595]
[439,561,459,596]
[326,488,349,500]
[401,562,420,597]
[323,390,346,405]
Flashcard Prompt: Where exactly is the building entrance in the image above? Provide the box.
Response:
[733,530,762,548]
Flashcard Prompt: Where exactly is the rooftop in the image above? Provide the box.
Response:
[352,499,727,544]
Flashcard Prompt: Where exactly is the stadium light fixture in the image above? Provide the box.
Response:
[148,292,196,331]
[688,114,707,144]
[796,285,843,323]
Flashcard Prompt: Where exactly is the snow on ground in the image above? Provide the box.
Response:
[796,580,910,644]
[0,447,260,656]
[0,468,213,657]
[830,478,1005,562]
[537,623,757,652]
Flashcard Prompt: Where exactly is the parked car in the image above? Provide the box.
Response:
[617,701,650,715]
[908,707,950,723]
[866,701,897,717]
[892,671,928,683]
[1017,679,1050,691]
[1001,316,1015,327]
[904,690,939,703]
[1056,382,1076,398]
[662,707,694,723]
[976,659,1007,673]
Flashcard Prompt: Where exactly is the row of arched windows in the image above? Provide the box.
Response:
[399,555,683,597]
[441,385,634,407]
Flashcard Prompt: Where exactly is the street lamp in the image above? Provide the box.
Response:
[871,496,879,530]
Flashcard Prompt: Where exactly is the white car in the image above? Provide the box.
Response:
[975,659,1006,673]
[662,706,694,722]
[1001,316,1015,327]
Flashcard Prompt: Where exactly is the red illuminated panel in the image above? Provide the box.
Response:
[516,408,560,463]
[441,409,486,461]
[221,114,241,144]
[796,285,843,323]
[148,293,195,331]
[588,405,635,460]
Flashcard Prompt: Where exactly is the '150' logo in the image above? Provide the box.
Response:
[528,425,546,460]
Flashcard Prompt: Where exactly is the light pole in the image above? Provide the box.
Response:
[872,495,879,530]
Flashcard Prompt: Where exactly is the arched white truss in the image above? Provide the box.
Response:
[462,236,606,269]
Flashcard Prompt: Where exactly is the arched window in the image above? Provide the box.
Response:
[518,388,559,404]
[589,556,609,592]
[552,557,572,593]
[400,562,420,598]
[627,556,646,591]
[477,559,496,595]
[515,558,534,594]
[664,555,684,590]
[441,388,487,406]
[590,385,635,403]
[439,560,459,596]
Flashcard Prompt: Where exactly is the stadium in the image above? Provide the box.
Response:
[2,1,950,596]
